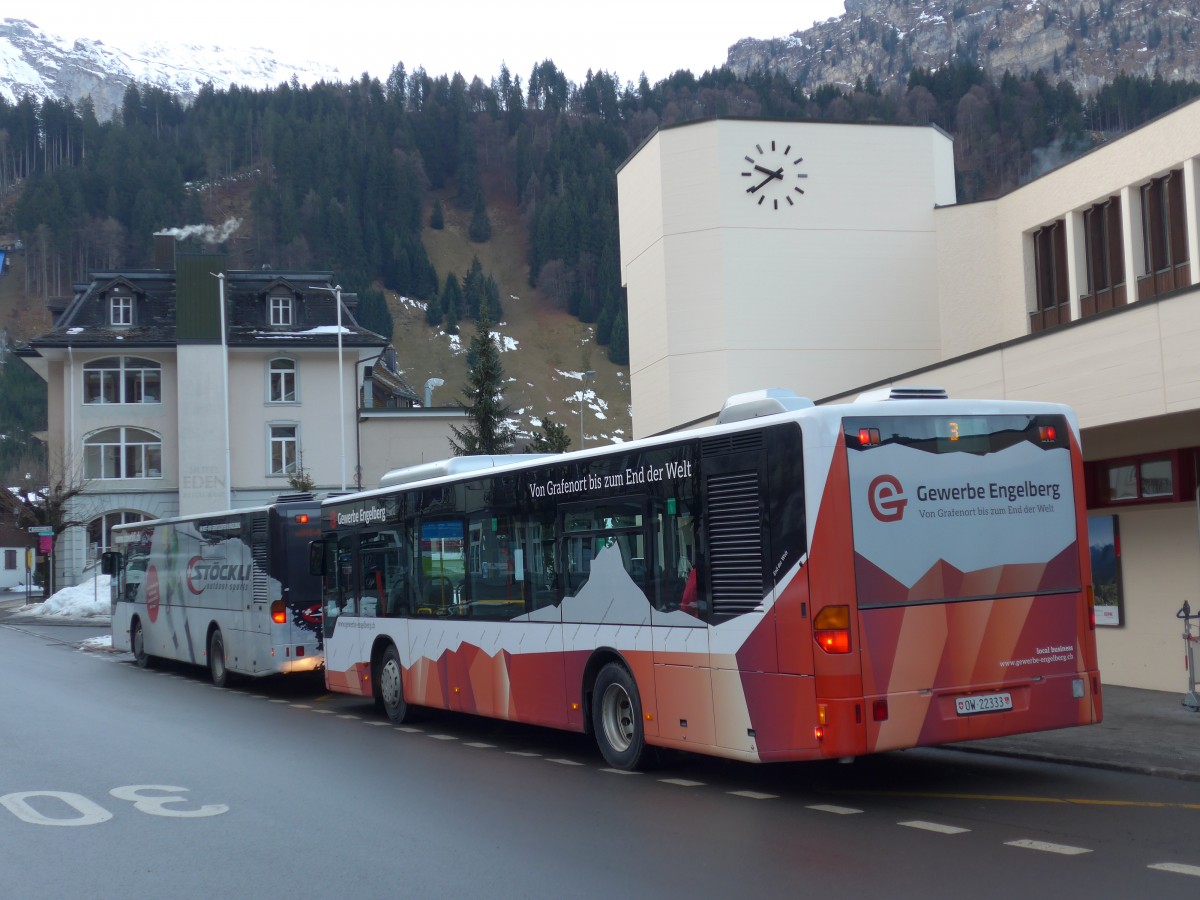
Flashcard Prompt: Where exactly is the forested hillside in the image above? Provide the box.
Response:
[2,56,1200,472]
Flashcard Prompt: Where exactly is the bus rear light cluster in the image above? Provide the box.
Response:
[270,600,287,624]
[814,605,851,654]
[858,428,881,447]
[872,699,889,722]
[1038,425,1057,442]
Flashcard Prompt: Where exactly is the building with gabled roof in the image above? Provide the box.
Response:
[15,234,439,584]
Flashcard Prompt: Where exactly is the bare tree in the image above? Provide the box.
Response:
[1,451,93,591]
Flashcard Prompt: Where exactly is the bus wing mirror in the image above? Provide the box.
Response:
[100,551,124,576]
[308,540,327,577]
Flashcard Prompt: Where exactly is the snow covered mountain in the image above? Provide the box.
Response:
[0,17,344,121]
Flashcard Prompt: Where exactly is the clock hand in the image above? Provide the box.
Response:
[753,165,784,180]
[747,172,776,193]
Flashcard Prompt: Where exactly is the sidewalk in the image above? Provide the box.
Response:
[2,601,1196,778]
[954,683,1200,781]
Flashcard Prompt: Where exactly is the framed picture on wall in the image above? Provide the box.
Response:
[1088,514,1123,626]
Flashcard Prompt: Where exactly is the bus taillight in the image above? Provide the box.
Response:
[1038,425,1057,442]
[271,600,287,624]
[814,606,851,654]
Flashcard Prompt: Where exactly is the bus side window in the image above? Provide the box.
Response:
[359,528,411,618]
[417,519,464,616]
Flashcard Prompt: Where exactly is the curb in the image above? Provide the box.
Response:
[950,743,1200,783]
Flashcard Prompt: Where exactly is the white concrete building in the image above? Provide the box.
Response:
[618,109,1200,693]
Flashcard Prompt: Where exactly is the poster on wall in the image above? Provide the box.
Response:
[1088,514,1123,626]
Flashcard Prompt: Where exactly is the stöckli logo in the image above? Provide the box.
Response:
[868,474,907,522]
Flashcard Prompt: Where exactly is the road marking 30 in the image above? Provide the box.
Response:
[0,786,228,827]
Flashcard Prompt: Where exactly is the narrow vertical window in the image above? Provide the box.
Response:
[1081,197,1124,317]
[1031,219,1069,331]
[1139,169,1190,300]
[269,425,298,475]
[268,358,297,403]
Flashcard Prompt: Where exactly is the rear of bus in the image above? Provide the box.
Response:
[268,500,325,672]
[818,399,1102,756]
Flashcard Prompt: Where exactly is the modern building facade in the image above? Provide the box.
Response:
[618,108,1200,693]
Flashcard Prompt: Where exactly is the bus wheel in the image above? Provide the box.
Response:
[131,618,154,669]
[377,644,409,724]
[592,662,646,770]
[208,628,231,688]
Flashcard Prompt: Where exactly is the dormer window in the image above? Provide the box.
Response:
[270,294,294,327]
[110,294,133,326]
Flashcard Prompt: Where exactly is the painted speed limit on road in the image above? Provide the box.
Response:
[0,785,228,826]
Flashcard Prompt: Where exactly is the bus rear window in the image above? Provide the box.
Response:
[844,414,1081,607]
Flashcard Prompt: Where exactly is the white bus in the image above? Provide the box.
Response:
[103,495,324,685]
[311,387,1101,769]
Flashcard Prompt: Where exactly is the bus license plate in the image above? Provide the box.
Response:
[955,692,1013,715]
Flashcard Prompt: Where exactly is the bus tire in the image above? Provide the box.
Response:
[592,662,646,770]
[377,644,409,724]
[208,627,232,688]
[131,617,154,669]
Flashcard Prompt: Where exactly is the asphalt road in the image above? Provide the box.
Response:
[3,623,1200,899]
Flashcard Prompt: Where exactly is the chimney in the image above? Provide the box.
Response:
[154,233,176,271]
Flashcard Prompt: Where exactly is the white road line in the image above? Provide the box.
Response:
[337,714,361,720]
[1005,839,1091,856]
[465,742,497,749]
[1148,862,1200,877]
[729,790,778,800]
[599,768,641,775]
[807,804,862,815]
[659,778,704,788]
[289,704,311,709]
[310,709,335,715]
[268,699,288,703]
[507,751,541,757]
[547,758,584,766]
[363,721,390,727]
[428,734,458,741]
[393,726,422,732]
[899,820,970,835]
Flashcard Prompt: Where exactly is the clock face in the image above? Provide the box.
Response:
[741,140,808,209]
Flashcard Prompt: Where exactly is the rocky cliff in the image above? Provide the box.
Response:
[728,0,1200,95]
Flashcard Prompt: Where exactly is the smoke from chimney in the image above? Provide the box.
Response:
[155,217,242,244]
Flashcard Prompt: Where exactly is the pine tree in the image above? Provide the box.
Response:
[440,272,463,334]
[449,298,514,456]
[429,198,444,229]
[526,415,571,453]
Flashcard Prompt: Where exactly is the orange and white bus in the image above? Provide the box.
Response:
[312,387,1102,769]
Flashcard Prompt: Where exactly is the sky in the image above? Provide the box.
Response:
[23,1,849,87]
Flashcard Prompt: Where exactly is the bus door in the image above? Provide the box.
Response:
[647,494,715,750]
[321,531,363,695]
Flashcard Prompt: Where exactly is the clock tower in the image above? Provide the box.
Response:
[617,117,956,438]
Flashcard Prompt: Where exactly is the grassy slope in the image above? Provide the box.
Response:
[391,182,631,449]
